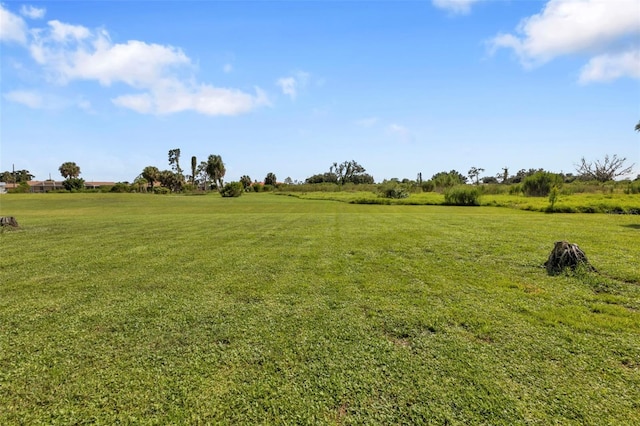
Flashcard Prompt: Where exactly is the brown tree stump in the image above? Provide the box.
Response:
[0,216,19,228]
[544,241,595,275]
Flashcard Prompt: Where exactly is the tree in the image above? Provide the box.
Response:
[168,149,183,176]
[509,168,542,184]
[468,167,485,185]
[264,172,277,186]
[59,162,81,179]
[158,170,182,192]
[141,166,160,192]
[635,120,640,132]
[206,155,226,191]
[334,160,365,185]
[196,161,209,190]
[500,167,509,184]
[305,172,338,184]
[522,171,563,197]
[284,177,293,185]
[133,176,148,192]
[431,170,467,189]
[62,178,85,191]
[190,156,197,185]
[1,170,34,183]
[240,175,252,191]
[575,155,634,182]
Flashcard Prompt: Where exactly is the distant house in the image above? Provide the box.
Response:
[1,181,115,193]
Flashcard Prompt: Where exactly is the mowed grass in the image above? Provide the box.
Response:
[1,193,639,424]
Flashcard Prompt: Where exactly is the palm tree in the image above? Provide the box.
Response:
[141,166,160,192]
[59,162,81,179]
[133,176,148,192]
[191,156,197,185]
[206,155,225,191]
[635,120,640,132]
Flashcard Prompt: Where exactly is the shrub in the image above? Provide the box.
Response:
[480,184,508,195]
[8,182,30,193]
[625,181,640,194]
[62,178,85,192]
[509,184,522,195]
[444,185,481,206]
[420,180,435,192]
[153,187,171,195]
[378,183,410,199]
[252,183,264,192]
[221,181,244,197]
[522,171,563,197]
[547,186,559,211]
[109,182,131,193]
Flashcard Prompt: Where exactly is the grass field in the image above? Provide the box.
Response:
[282,189,640,214]
[1,193,639,424]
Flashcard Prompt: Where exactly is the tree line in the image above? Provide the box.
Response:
[2,152,637,197]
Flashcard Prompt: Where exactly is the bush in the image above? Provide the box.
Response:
[625,181,640,194]
[378,183,410,199]
[8,182,30,193]
[153,187,171,195]
[522,172,563,197]
[220,181,244,197]
[109,182,131,193]
[62,178,85,192]
[509,184,522,195]
[444,185,481,206]
[420,180,435,192]
[480,184,508,195]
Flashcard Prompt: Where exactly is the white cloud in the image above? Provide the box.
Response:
[20,5,45,19]
[355,117,378,127]
[387,123,413,143]
[4,89,95,111]
[489,0,640,83]
[276,70,310,100]
[579,49,640,84]
[276,77,297,99]
[47,20,91,43]
[113,84,269,116]
[4,90,43,108]
[432,0,482,15]
[0,4,27,44]
[0,5,269,116]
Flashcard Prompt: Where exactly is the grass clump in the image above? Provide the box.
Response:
[444,185,481,206]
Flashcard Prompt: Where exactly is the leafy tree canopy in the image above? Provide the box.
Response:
[264,172,277,186]
[59,162,81,180]
[431,170,467,188]
[1,170,34,183]
[206,155,226,191]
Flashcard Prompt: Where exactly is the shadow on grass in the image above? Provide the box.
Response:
[622,224,640,230]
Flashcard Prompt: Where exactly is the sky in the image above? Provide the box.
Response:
[1,0,639,183]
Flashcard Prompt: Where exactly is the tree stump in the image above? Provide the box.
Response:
[544,241,595,275]
[0,216,19,228]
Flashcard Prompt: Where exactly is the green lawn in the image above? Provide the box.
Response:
[1,193,639,424]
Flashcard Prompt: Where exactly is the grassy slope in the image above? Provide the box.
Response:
[1,193,639,424]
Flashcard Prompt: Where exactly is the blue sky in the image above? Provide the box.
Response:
[1,0,639,183]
